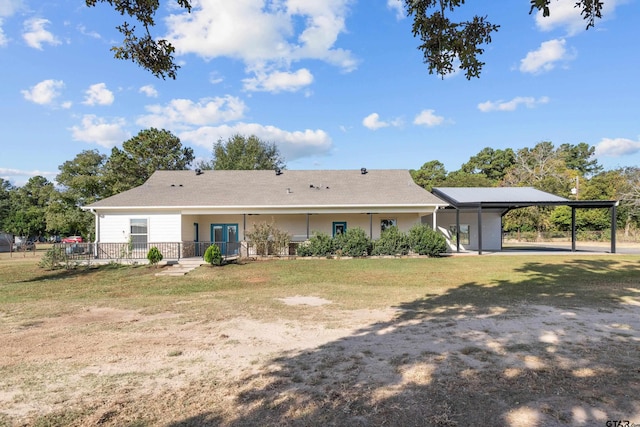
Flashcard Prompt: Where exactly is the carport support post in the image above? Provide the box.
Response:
[455,209,460,253]
[477,205,483,255]
[611,204,617,253]
[571,207,577,252]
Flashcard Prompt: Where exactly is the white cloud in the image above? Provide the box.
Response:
[179,122,332,161]
[534,0,621,36]
[22,17,60,49]
[136,96,247,129]
[363,113,389,130]
[21,79,65,105]
[0,20,7,46]
[165,0,357,93]
[209,72,224,85]
[520,39,572,74]
[413,109,445,127]
[83,83,114,106]
[477,96,550,112]
[387,0,404,20]
[243,68,313,92]
[1,0,22,45]
[0,167,57,186]
[595,137,640,157]
[77,24,100,39]
[139,84,159,97]
[362,113,403,130]
[0,0,22,16]
[70,115,130,148]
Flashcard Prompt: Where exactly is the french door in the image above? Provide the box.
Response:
[210,224,239,256]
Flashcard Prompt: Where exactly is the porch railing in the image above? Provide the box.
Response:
[53,240,303,262]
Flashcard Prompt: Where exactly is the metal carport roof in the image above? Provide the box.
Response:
[431,187,619,254]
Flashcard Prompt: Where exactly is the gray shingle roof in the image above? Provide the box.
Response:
[86,169,446,210]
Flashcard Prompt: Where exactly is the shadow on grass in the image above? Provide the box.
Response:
[161,259,640,427]
[16,262,148,284]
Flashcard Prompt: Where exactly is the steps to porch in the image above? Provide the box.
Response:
[154,258,206,276]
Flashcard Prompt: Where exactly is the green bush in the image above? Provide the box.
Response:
[334,228,371,257]
[297,232,334,257]
[146,246,163,267]
[38,246,66,270]
[408,224,447,256]
[372,226,410,256]
[204,244,223,266]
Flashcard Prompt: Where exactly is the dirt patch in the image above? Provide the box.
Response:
[278,296,332,306]
[0,299,638,426]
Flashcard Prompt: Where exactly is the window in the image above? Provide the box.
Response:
[449,224,470,245]
[130,218,148,250]
[333,221,347,237]
[380,218,397,232]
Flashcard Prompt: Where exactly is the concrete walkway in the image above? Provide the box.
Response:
[155,258,206,276]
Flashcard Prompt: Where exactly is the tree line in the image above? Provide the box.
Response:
[0,131,282,241]
[410,142,640,238]
[1,129,639,242]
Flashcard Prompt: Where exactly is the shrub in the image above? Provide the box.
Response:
[334,228,371,257]
[297,232,333,257]
[204,244,223,266]
[38,246,66,270]
[372,226,410,256]
[408,224,447,256]
[246,221,291,255]
[146,246,163,267]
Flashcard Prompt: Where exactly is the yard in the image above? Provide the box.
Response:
[0,251,639,426]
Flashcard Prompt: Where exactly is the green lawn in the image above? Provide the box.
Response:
[1,254,639,321]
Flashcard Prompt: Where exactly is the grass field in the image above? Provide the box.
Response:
[1,252,639,426]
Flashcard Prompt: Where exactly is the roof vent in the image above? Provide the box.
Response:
[195,168,203,175]
[275,168,282,176]
[361,167,368,175]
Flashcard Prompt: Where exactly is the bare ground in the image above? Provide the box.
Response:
[1,295,639,426]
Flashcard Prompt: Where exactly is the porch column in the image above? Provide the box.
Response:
[432,207,437,230]
[243,214,247,240]
[306,213,310,239]
[611,204,617,253]
[571,207,577,252]
[369,213,373,239]
[93,210,99,259]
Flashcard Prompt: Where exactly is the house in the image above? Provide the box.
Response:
[83,170,619,260]
[83,169,448,259]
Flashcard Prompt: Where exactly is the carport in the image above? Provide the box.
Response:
[432,187,619,255]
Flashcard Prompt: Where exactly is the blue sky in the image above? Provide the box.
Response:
[1,0,639,186]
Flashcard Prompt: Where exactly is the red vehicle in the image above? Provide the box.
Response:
[62,236,83,243]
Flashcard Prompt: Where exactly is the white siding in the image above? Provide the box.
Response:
[98,212,181,243]
[148,213,181,242]
[435,209,502,251]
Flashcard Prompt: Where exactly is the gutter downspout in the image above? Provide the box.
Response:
[90,208,99,259]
